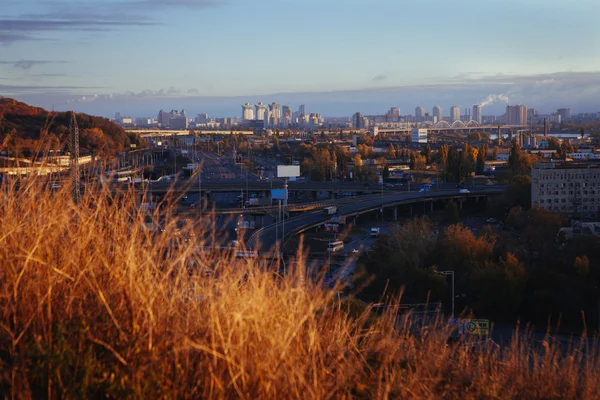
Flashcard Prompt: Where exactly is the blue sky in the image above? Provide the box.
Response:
[1,0,599,117]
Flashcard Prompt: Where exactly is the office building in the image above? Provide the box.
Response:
[255,103,267,120]
[450,106,461,122]
[299,104,306,115]
[531,161,600,217]
[242,103,254,120]
[505,105,527,125]
[557,108,572,121]
[415,106,425,121]
[472,105,482,124]
[433,106,443,123]
[411,128,428,143]
[386,107,400,121]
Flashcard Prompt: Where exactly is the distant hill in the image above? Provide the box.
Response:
[0,98,143,157]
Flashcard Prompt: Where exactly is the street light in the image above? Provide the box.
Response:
[435,270,455,317]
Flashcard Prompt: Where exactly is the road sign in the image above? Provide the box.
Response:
[271,189,287,200]
[187,163,199,169]
[459,319,489,335]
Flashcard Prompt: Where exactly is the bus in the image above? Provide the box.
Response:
[327,241,344,253]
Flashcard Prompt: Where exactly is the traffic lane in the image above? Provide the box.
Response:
[251,188,502,251]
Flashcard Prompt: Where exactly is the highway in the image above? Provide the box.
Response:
[248,187,503,252]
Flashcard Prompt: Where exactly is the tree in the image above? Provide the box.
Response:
[444,201,459,224]
[439,144,449,165]
[492,146,498,161]
[476,145,486,175]
[420,144,432,164]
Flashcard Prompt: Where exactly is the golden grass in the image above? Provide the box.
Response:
[1,178,599,399]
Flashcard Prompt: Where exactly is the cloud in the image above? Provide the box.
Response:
[0,0,228,44]
[372,74,387,82]
[0,60,67,70]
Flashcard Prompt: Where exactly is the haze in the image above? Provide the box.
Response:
[1,0,599,117]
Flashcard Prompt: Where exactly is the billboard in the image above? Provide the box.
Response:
[271,189,288,200]
[277,165,300,178]
[457,319,489,335]
[324,223,339,233]
[330,215,346,224]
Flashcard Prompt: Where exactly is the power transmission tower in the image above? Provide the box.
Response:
[69,111,81,203]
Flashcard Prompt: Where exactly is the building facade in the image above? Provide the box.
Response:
[472,105,482,124]
[531,161,600,218]
[450,106,460,122]
[255,103,266,120]
[415,106,425,121]
[433,106,443,123]
[411,128,428,143]
[505,105,527,125]
[242,103,254,120]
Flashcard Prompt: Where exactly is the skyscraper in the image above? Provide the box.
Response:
[269,103,281,119]
[505,105,527,125]
[432,106,443,123]
[450,106,460,122]
[557,108,572,121]
[282,105,292,119]
[255,103,266,120]
[242,103,254,120]
[299,104,306,115]
[472,105,482,124]
[415,106,425,120]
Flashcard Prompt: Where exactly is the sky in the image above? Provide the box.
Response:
[1,0,599,118]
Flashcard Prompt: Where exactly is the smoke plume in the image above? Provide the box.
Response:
[479,94,509,107]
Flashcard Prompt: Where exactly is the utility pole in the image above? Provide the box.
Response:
[69,111,80,203]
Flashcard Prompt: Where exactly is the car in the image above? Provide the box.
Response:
[486,218,498,224]
[459,189,470,194]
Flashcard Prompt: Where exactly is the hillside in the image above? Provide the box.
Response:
[0,97,142,157]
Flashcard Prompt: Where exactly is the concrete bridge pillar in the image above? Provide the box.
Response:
[329,191,335,200]
[459,198,464,210]
[393,207,398,221]
[311,191,318,201]
[409,204,413,216]
[430,201,434,213]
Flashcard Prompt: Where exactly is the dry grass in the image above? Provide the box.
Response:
[1,178,599,399]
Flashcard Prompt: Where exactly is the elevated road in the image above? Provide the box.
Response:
[248,187,503,252]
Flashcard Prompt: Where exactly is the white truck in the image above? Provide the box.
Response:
[370,228,380,238]
[324,206,337,216]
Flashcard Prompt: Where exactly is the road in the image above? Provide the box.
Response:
[248,186,503,252]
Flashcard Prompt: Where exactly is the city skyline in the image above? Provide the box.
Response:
[1,0,599,116]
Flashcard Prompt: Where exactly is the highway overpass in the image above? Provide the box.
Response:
[247,187,503,252]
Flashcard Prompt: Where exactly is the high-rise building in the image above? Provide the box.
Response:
[557,108,572,121]
[450,106,461,122]
[472,105,483,124]
[242,103,254,120]
[415,106,425,121]
[269,103,281,119]
[351,112,369,129]
[169,109,188,130]
[195,113,209,124]
[157,109,170,127]
[255,103,267,120]
[505,105,527,125]
[282,105,292,119]
[299,104,306,115]
[433,106,443,123]
[411,128,428,143]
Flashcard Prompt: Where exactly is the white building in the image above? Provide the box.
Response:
[411,128,428,143]
[450,106,461,122]
[242,103,254,120]
[255,103,266,120]
[472,105,482,124]
[433,106,443,123]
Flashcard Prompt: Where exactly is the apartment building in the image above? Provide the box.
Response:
[531,161,600,217]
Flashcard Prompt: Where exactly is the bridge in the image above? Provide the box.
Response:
[247,187,503,253]
[375,122,527,135]
[126,129,254,138]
